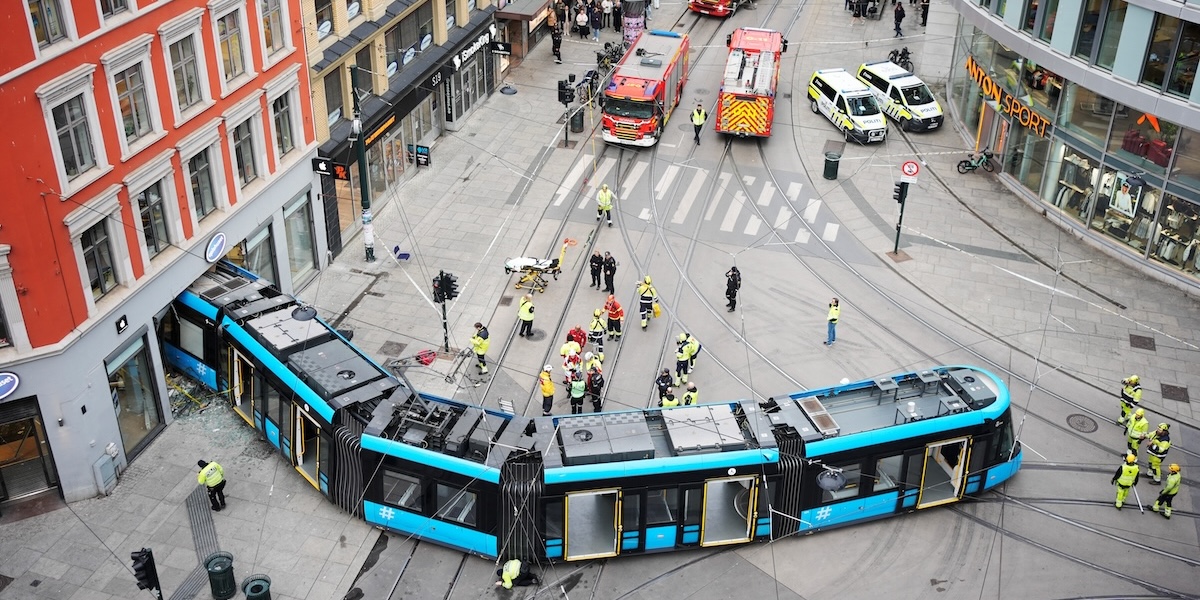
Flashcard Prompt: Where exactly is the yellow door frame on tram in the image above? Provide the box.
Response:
[293,407,322,489]
[228,348,254,426]
[563,488,622,561]
[916,436,972,509]
[699,474,758,547]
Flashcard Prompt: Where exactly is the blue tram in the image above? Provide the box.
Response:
[162,263,1022,561]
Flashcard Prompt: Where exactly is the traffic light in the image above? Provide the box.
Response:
[432,275,445,303]
[441,272,460,301]
[130,548,160,593]
[892,181,909,204]
[558,79,571,104]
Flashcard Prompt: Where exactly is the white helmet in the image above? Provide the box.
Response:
[543,365,553,372]
[584,352,593,361]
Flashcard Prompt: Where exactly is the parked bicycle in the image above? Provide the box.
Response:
[957,147,995,174]
[888,46,914,72]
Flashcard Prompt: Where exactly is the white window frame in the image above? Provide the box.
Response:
[64,185,134,315]
[209,0,257,98]
[223,91,267,200]
[100,34,165,161]
[0,245,32,352]
[159,8,213,128]
[26,0,78,59]
[36,64,110,198]
[124,150,183,269]
[177,118,230,229]
[257,0,294,70]
[96,0,138,28]
[264,64,302,167]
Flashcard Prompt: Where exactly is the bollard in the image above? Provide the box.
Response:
[823,152,841,180]
[242,574,272,600]
[570,108,585,133]
[204,552,236,600]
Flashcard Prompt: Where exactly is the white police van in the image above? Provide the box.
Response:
[808,69,887,144]
[856,61,944,132]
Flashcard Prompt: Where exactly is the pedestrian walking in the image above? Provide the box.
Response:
[691,103,707,145]
[495,558,540,589]
[682,382,698,406]
[1146,423,1171,484]
[539,366,556,416]
[851,0,863,24]
[1152,464,1182,518]
[602,0,613,28]
[517,294,535,337]
[587,367,605,412]
[602,252,617,293]
[919,0,929,26]
[1111,454,1140,509]
[588,308,607,355]
[725,266,741,311]
[470,322,490,374]
[551,24,564,64]
[590,6,602,40]
[589,250,604,287]
[674,336,691,387]
[575,9,589,38]
[197,459,227,511]
[1126,408,1150,456]
[1118,374,1142,425]
[605,294,625,340]
[636,275,658,329]
[596,184,614,226]
[893,2,905,37]
[613,0,622,31]
[824,298,840,346]
[655,368,673,400]
[568,372,587,414]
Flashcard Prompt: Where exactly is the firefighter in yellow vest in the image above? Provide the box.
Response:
[470,322,490,374]
[691,103,707,145]
[681,382,698,406]
[674,335,691,387]
[494,558,539,588]
[1110,454,1139,509]
[517,294,535,338]
[1125,408,1150,455]
[1152,464,1182,518]
[1118,374,1141,425]
[583,351,603,373]
[1145,422,1171,484]
[588,308,607,355]
[596,184,614,226]
[636,276,658,329]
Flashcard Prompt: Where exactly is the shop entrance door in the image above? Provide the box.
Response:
[0,416,58,501]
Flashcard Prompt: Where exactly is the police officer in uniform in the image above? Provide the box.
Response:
[495,558,539,588]
[1146,423,1171,484]
[1118,374,1142,425]
[1111,454,1140,509]
[587,367,605,412]
[596,184,615,226]
[198,459,227,511]
[589,250,604,288]
[691,103,707,145]
[517,294,535,337]
[655,368,673,402]
[725,266,741,311]
[602,252,618,294]
[637,276,658,329]
[1152,464,1182,518]
[470,322,490,374]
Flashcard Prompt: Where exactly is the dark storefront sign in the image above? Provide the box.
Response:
[965,55,1051,137]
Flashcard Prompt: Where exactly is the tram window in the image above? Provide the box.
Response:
[994,414,1015,463]
[903,450,924,488]
[646,488,677,525]
[382,471,423,511]
[545,499,564,538]
[873,455,903,492]
[622,494,641,530]
[682,488,702,526]
[263,381,281,424]
[435,483,477,526]
[969,439,989,476]
[821,462,861,502]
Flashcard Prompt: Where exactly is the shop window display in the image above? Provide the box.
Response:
[1150,196,1200,274]
[1107,106,1176,175]
[1089,168,1157,253]
[1046,142,1098,226]
[1173,127,1200,191]
[1057,83,1113,149]
[1009,125,1051,195]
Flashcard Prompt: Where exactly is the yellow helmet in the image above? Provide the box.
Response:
[601,183,609,190]
[1169,463,1181,473]
[1158,422,1170,430]
[1134,408,1145,417]
[1129,375,1139,383]
[1126,454,1137,464]
[594,309,603,317]
[644,275,652,284]
[679,333,688,342]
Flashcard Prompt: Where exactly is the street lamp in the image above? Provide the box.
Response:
[350,65,375,263]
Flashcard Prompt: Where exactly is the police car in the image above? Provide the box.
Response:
[856,61,944,132]
[808,69,887,144]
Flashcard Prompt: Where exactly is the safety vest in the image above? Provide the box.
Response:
[585,356,603,373]
[685,335,700,358]
[1116,463,1139,486]
[1126,417,1149,441]
[501,559,522,589]
[692,108,706,125]
[828,304,841,323]
[570,378,587,398]
[1121,383,1142,404]
[1162,471,1181,496]
[560,340,581,358]
[589,316,606,335]
[198,462,225,487]
[471,329,490,355]
[539,372,555,397]
[518,299,534,322]
[676,344,690,363]
[661,394,679,407]
[638,283,657,303]
[1147,436,1171,459]
[682,389,698,405]
[597,188,614,210]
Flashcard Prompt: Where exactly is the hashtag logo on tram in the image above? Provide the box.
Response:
[815,506,833,520]
[379,506,395,521]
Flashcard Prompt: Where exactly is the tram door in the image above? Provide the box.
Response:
[915,437,971,509]
[564,489,621,560]
[293,408,325,491]
[700,475,757,547]
[229,348,254,426]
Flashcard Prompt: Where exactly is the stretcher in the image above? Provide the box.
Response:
[504,239,572,293]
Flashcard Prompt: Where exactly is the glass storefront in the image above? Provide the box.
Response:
[949,20,1200,285]
[106,337,163,456]
[284,194,317,284]
[0,404,58,501]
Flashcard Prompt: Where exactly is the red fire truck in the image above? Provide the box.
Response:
[715,28,787,138]
[688,0,750,17]
[600,30,690,148]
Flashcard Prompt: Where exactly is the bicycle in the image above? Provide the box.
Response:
[888,46,914,72]
[957,147,995,174]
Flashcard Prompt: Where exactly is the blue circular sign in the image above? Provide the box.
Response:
[0,372,20,402]
[205,233,227,263]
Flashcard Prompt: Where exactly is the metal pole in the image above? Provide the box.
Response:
[351,65,375,262]
[441,297,450,353]
[893,196,907,254]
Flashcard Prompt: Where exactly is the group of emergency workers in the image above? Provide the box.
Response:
[1110,374,1182,518]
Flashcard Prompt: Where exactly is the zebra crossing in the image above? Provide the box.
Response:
[550,155,842,245]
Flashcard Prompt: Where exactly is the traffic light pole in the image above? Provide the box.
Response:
[131,547,162,598]
[441,299,450,353]
[350,65,375,263]
[892,182,909,255]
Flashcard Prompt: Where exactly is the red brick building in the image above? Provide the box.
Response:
[0,0,327,503]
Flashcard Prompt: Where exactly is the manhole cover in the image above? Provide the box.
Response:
[1129,334,1156,351]
[1161,384,1190,403]
[379,341,407,356]
[525,329,546,341]
[499,296,514,306]
[1066,413,1099,433]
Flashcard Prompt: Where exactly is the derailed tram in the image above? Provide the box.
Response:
[162,262,1022,562]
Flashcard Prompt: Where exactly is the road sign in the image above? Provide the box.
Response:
[900,160,920,183]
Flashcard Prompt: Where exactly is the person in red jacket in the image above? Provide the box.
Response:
[605,295,625,340]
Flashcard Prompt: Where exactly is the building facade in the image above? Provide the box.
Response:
[0,0,324,503]
[947,0,1200,289]
[304,0,499,257]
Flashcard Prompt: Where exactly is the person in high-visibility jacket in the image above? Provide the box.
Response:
[1152,464,1182,518]
[684,333,700,372]
[1118,374,1142,425]
[681,382,698,406]
[636,276,658,329]
[567,372,588,414]
[1126,408,1150,455]
[539,366,556,417]
[588,308,607,355]
[596,183,614,226]
[674,335,691,387]
[1111,453,1140,509]
[517,294,535,338]
[605,295,624,340]
[583,351,603,374]
[660,387,679,408]
[691,103,707,145]
[494,558,539,589]
[197,459,227,511]
[1146,422,1171,484]
[470,322,490,374]
[825,298,841,346]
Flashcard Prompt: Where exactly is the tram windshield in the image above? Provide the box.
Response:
[901,84,935,106]
[845,95,881,116]
[605,98,656,120]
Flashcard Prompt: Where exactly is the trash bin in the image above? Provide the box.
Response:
[823,152,841,180]
[570,109,585,133]
[204,552,236,600]
[242,574,272,600]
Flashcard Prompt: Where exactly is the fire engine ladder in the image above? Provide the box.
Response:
[752,52,774,95]
[724,49,747,86]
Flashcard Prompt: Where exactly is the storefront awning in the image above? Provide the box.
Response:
[496,0,551,21]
